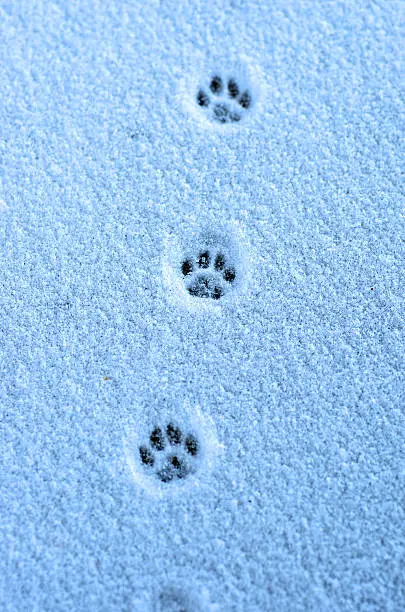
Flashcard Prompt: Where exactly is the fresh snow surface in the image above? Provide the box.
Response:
[0,1,404,610]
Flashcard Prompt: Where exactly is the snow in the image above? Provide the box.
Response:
[0,0,404,610]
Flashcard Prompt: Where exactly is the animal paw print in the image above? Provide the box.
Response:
[139,423,200,483]
[181,249,236,300]
[197,74,252,124]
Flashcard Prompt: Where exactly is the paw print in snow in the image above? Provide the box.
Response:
[139,424,200,483]
[181,249,236,299]
[197,74,252,124]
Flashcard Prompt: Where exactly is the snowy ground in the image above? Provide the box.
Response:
[0,1,404,610]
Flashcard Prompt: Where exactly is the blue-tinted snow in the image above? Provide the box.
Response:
[0,1,404,610]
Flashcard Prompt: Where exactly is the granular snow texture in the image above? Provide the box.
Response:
[0,1,404,610]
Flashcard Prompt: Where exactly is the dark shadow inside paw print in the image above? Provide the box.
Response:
[198,250,210,268]
[187,275,223,300]
[181,259,193,276]
[213,103,241,124]
[209,75,223,94]
[196,74,253,124]
[224,267,236,283]
[238,90,251,109]
[150,427,165,451]
[185,434,199,456]
[139,423,200,483]
[158,455,188,483]
[181,248,236,300]
[196,89,210,107]
[228,78,239,98]
[167,423,182,445]
[139,446,154,466]
[214,253,225,271]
